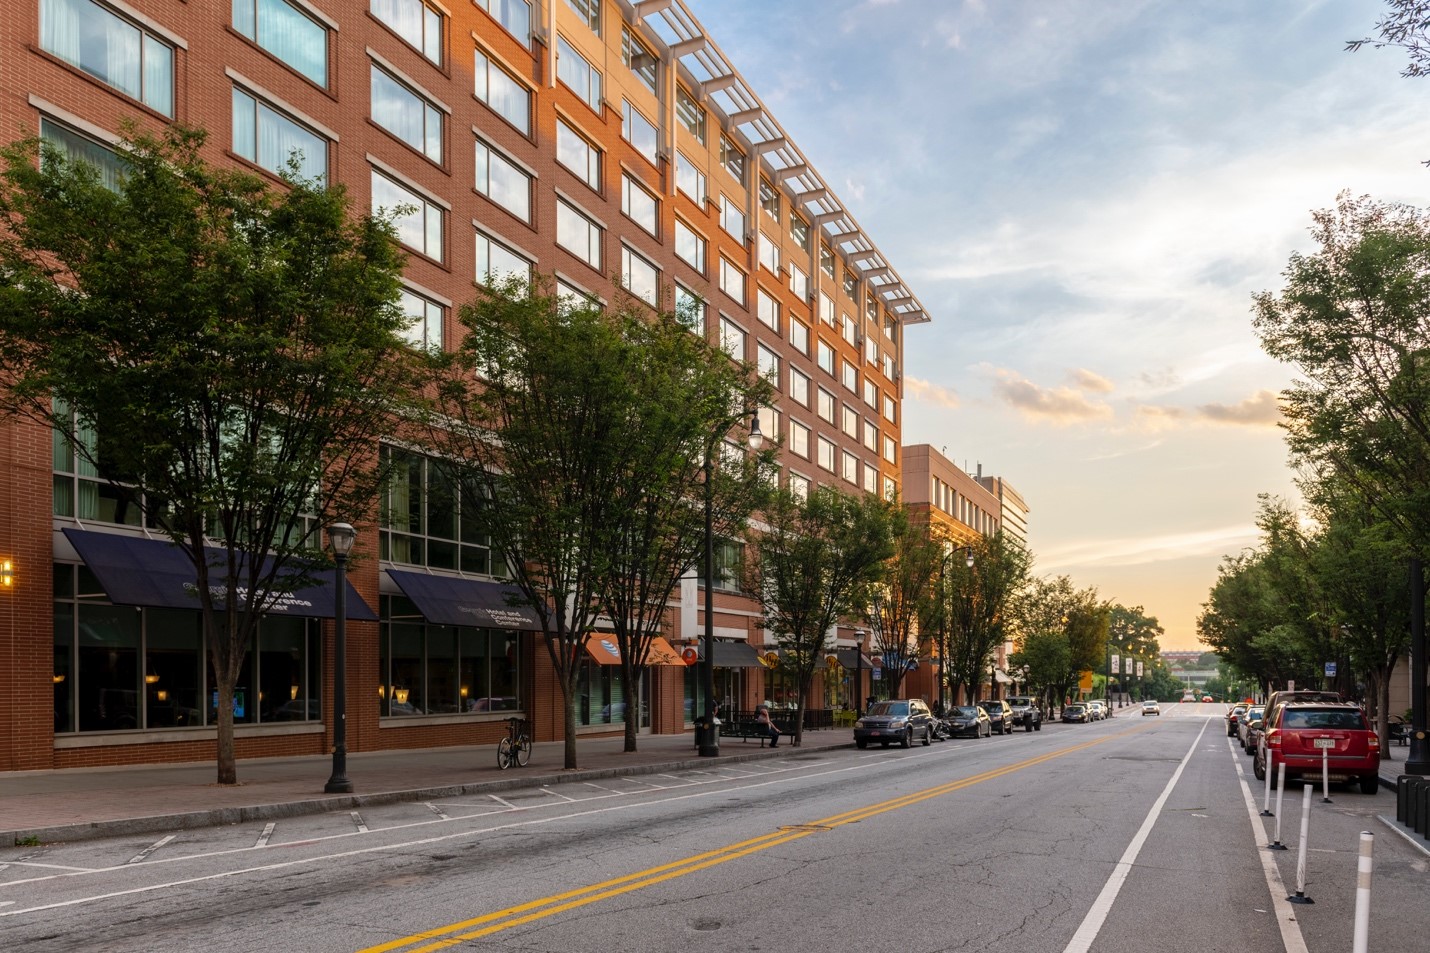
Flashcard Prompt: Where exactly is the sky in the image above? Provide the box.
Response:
[691,0,1430,650]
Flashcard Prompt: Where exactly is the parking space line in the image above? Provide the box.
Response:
[254,823,276,848]
[126,835,175,865]
[425,803,450,821]
[539,789,575,803]
[488,795,517,810]
[1230,736,1310,953]
[351,812,369,834]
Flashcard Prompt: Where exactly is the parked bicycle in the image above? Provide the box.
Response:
[496,716,531,769]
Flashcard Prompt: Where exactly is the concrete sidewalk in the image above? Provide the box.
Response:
[1,729,851,845]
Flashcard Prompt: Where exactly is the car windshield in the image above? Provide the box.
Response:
[1006,697,1030,706]
[953,706,979,716]
[1281,709,1364,730]
[1066,705,1085,712]
[869,702,908,716]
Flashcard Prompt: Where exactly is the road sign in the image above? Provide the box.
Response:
[1324,662,1337,677]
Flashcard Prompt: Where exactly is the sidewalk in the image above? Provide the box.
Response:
[1,730,850,845]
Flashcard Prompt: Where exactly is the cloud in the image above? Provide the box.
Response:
[1070,368,1114,392]
[990,368,1113,423]
[1038,523,1260,570]
[903,375,960,408]
[1196,389,1282,427]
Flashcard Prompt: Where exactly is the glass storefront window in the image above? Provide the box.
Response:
[379,595,521,716]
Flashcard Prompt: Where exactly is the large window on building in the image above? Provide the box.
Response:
[556,198,602,270]
[556,119,601,190]
[371,64,443,163]
[475,230,532,288]
[789,368,810,407]
[674,284,705,335]
[233,87,328,182]
[371,0,443,64]
[398,286,444,351]
[380,596,520,717]
[720,316,746,362]
[719,258,745,306]
[41,0,175,114]
[475,139,531,221]
[621,246,658,306]
[676,152,706,204]
[757,289,779,333]
[557,36,602,111]
[380,446,498,574]
[474,50,530,134]
[674,218,705,272]
[622,100,658,164]
[621,25,657,92]
[622,174,658,236]
[232,0,327,87]
[40,118,127,192]
[720,196,745,244]
[720,134,744,180]
[676,87,706,145]
[473,0,531,46]
[372,169,444,262]
[564,0,600,34]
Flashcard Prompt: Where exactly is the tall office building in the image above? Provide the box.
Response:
[0,0,930,771]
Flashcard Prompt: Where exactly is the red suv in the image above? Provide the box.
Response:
[1254,702,1380,794]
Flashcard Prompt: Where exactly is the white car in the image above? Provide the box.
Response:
[1142,700,1161,716]
[1084,700,1107,720]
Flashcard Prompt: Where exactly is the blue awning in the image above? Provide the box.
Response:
[386,568,543,631]
[62,528,376,621]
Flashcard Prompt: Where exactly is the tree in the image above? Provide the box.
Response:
[867,504,942,701]
[1007,629,1070,714]
[437,281,768,767]
[1107,604,1165,701]
[0,125,430,784]
[1349,2,1430,78]
[939,533,1031,705]
[1012,575,1104,706]
[747,486,895,747]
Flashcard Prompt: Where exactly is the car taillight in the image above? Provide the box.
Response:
[1369,735,1381,751]
[1266,729,1280,748]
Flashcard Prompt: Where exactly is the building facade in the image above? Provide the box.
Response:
[0,0,932,771]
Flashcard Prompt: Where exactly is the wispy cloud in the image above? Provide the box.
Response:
[1038,524,1260,570]
[1070,368,1115,393]
[989,367,1113,423]
[903,376,960,408]
[1197,389,1282,427]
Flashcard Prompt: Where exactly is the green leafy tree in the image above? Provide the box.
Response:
[867,504,942,701]
[0,125,430,784]
[1007,629,1070,714]
[940,533,1031,704]
[747,486,895,746]
[1107,604,1165,701]
[1013,575,1105,704]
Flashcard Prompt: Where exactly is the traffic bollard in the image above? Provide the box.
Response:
[1352,831,1373,953]
[1288,784,1314,904]
[1261,756,1274,816]
[1269,762,1288,850]
[1321,748,1332,803]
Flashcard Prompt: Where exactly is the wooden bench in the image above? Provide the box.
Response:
[720,719,782,746]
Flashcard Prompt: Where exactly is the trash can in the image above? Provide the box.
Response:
[694,715,720,753]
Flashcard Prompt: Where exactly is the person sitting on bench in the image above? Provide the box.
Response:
[756,705,782,747]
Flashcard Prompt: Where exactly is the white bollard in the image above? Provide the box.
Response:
[1269,761,1288,850]
[1262,753,1274,816]
[1288,783,1314,904]
[1352,831,1373,953]
[1321,747,1332,803]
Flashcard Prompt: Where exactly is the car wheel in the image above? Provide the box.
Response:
[1360,774,1379,795]
[855,739,868,749]
[1026,721,1034,733]
[922,727,932,746]
[1034,721,1041,731]
[901,729,913,749]
[1253,753,1265,781]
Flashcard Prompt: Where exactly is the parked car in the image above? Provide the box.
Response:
[1258,690,1343,762]
[1062,703,1089,723]
[1253,701,1381,794]
[945,705,991,738]
[980,699,1017,735]
[1141,700,1161,716]
[1084,700,1107,721]
[1239,705,1265,753]
[1005,695,1043,732]
[854,699,935,749]
[1225,703,1248,737]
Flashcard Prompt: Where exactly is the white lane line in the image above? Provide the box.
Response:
[425,803,450,821]
[254,823,276,849]
[488,795,517,810]
[1231,736,1311,953]
[582,782,622,794]
[1376,814,1430,858]
[126,835,175,865]
[0,863,88,872]
[539,789,575,803]
[1062,721,1208,953]
[350,811,369,834]
[656,774,694,784]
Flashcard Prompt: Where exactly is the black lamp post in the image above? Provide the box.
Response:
[854,628,865,716]
[699,412,762,758]
[324,521,356,794]
[1407,557,1428,774]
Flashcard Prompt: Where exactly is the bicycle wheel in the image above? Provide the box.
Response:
[515,736,531,767]
[496,736,514,770]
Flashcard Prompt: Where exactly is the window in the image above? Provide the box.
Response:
[674,219,705,271]
[622,100,658,164]
[622,26,657,93]
[622,246,658,305]
[719,258,745,306]
[40,119,126,192]
[474,0,531,47]
[883,435,896,464]
[475,231,531,286]
[232,87,327,182]
[790,215,809,251]
[379,599,519,719]
[757,289,779,333]
[712,538,743,591]
[789,368,809,407]
[819,292,835,326]
[842,360,857,392]
[398,286,444,351]
[52,398,149,526]
[556,119,600,189]
[720,316,746,361]
[863,421,878,452]
[556,198,601,269]
[759,180,780,220]
[622,174,658,235]
[758,233,780,274]
[843,269,859,298]
[841,404,859,438]
[866,292,879,323]
[841,451,857,484]
[557,279,597,312]
[866,336,879,364]
[757,345,779,385]
[372,64,443,163]
[564,0,600,34]
[789,421,810,458]
[883,394,896,422]
[790,472,810,500]
[816,341,835,376]
[883,353,896,380]
[820,245,835,279]
[841,314,857,346]
[380,446,498,573]
[789,263,809,301]
[558,37,601,111]
[864,379,878,408]
[817,437,836,472]
[474,50,530,133]
[676,152,706,203]
[883,475,896,501]
[372,169,443,262]
[817,387,836,423]
[863,465,877,494]
[790,319,809,355]
[41,0,175,114]
[676,87,706,144]
[674,284,704,334]
[371,0,443,63]
[720,135,745,179]
[720,196,745,244]
[232,0,327,87]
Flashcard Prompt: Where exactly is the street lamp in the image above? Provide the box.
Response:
[854,628,866,717]
[699,412,762,758]
[324,522,356,794]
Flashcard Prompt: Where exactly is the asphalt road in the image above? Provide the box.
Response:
[2,703,1425,953]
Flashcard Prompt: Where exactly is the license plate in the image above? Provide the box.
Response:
[1313,737,1336,749]
[869,730,880,736]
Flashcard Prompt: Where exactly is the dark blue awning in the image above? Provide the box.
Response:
[62,528,376,621]
[386,568,543,631]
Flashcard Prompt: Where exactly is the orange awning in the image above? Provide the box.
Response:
[584,635,685,666]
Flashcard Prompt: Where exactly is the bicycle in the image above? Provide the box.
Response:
[496,716,531,769]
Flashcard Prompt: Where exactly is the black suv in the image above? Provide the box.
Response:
[854,699,935,749]
[979,699,1017,735]
[1004,695,1043,732]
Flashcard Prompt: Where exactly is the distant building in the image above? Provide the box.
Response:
[974,468,1028,550]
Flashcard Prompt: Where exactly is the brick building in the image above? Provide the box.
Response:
[0,0,931,771]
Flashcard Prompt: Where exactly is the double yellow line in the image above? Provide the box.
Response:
[360,730,1135,953]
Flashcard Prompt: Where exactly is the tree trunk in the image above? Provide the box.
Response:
[563,689,578,769]
[215,675,236,785]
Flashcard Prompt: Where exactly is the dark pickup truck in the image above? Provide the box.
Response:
[1004,695,1043,732]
